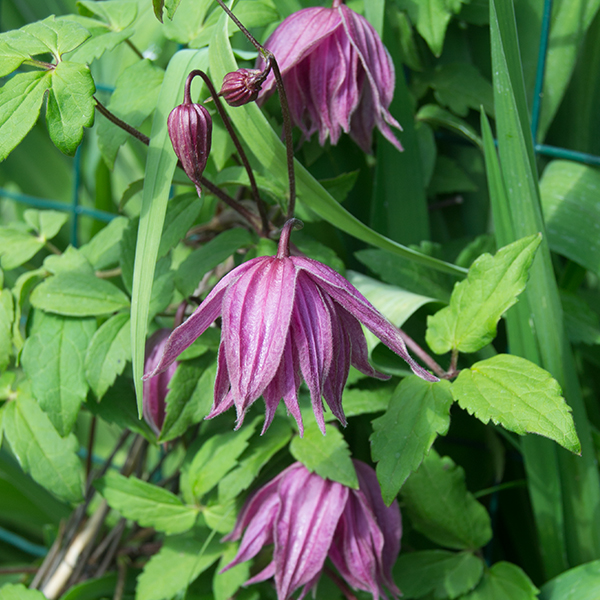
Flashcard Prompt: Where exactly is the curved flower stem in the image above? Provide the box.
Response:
[93,98,263,234]
[186,70,270,236]
[214,0,297,218]
[396,329,447,379]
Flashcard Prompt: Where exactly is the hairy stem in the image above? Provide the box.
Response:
[397,329,447,379]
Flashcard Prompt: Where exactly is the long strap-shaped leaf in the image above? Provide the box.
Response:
[490,0,600,576]
[208,12,465,278]
[131,49,209,413]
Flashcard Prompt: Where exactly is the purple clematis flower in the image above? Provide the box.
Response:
[143,329,178,436]
[220,460,401,600]
[256,0,402,152]
[144,219,436,434]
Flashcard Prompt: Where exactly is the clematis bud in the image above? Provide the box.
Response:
[220,68,264,107]
[144,219,437,435]
[221,460,402,600]
[168,74,212,197]
[143,329,178,436]
[257,0,402,152]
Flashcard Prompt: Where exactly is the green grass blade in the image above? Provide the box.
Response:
[490,0,600,573]
[208,12,465,277]
[131,49,209,415]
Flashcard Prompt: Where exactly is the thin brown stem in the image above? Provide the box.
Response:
[125,39,144,59]
[1,567,39,575]
[96,267,122,279]
[94,98,149,145]
[397,329,446,379]
[85,417,96,482]
[186,70,270,236]
[214,0,296,217]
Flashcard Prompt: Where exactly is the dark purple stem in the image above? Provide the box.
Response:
[276,218,303,259]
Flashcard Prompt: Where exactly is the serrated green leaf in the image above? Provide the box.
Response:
[218,416,292,503]
[135,527,223,600]
[188,420,258,499]
[0,71,52,161]
[95,471,198,534]
[394,550,484,600]
[290,417,358,489]
[401,450,492,550]
[30,272,130,316]
[97,60,164,168]
[371,377,452,505]
[46,61,95,155]
[43,246,94,276]
[85,313,130,400]
[539,559,600,600]
[0,584,47,600]
[174,228,254,297]
[451,354,580,454]
[0,289,14,370]
[77,0,138,30]
[333,382,393,419]
[462,562,538,600]
[0,40,29,77]
[131,49,209,416]
[79,216,128,270]
[426,235,541,355]
[23,16,90,59]
[3,395,84,503]
[0,227,44,270]
[21,312,96,436]
[213,542,250,600]
[160,354,216,442]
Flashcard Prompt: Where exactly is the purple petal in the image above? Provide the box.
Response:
[291,272,334,434]
[222,256,298,415]
[206,343,234,420]
[294,257,438,382]
[143,259,261,380]
[274,466,348,599]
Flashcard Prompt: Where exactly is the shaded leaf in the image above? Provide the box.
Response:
[539,559,600,600]
[462,562,538,600]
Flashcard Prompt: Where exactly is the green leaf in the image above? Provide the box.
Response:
[371,377,452,505]
[0,289,14,370]
[46,62,95,156]
[417,104,483,150]
[290,416,358,489]
[79,216,128,270]
[394,550,484,600]
[131,49,209,416]
[451,354,581,454]
[400,450,492,550]
[0,585,47,600]
[462,562,538,600]
[22,16,90,59]
[30,272,130,316]
[160,354,216,442]
[0,71,52,161]
[218,416,292,503]
[539,559,600,600]
[213,543,250,600]
[97,60,164,169]
[540,160,600,277]
[44,247,95,276]
[0,40,29,78]
[77,0,138,29]
[158,193,204,258]
[188,420,258,499]
[3,395,84,503]
[175,228,254,297]
[0,227,44,270]
[426,235,541,355]
[428,156,477,196]
[561,291,600,346]
[59,574,121,600]
[208,16,466,278]
[95,471,198,535]
[85,313,131,400]
[11,268,46,353]
[24,209,69,240]
[336,383,394,418]
[347,271,436,354]
[135,527,223,600]
[22,312,96,436]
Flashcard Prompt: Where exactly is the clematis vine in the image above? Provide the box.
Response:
[145,219,437,435]
[220,460,401,600]
[256,0,402,152]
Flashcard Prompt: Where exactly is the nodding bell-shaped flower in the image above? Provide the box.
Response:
[220,68,264,107]
[143,329,178,436]
[220,460,402,600]
[256,0,402,152]
[144,219,437,435]
[168,74,212,197]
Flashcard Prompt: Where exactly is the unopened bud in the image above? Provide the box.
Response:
[220,69,264,107]
[143,329,178,437]
[168,101,212,196]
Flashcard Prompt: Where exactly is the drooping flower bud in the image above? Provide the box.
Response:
[143,329,178,437]
[220,69,264,107]
[168,72,213,197]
